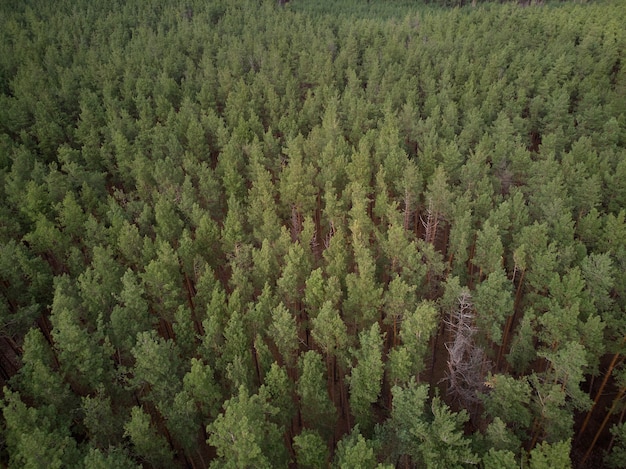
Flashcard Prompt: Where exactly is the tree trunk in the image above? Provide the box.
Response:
[38,314,60,368]
[578,338,625,439]
[429,321,442,388]
[403,188,411,233]
[467,235,477,289]
[580,386,626,466]
[497,268,525,370]
[608,406,626,454]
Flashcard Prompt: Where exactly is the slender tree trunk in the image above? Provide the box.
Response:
[326,354,335,405]
[195,446,207,469]
[513,268,526,311]
[447,252,454,277]
[338,369,350,430]
[429,319,443,388]
[3,335,23,361]
[184,272,205,337]
[578,339,625,439]
[497,314,513,370]
[38,314,60,368]
[163,319,175,341]
[581,386,626,466]
[441,224,450,259]
[467,236,477,289]
[528,414,543,451]
[253,343,262,385]
[184,450,195,469]
[161,423,179,461]
[315,191,323,259]
[608,405,626,454]
[183,272,196,313]
[497,268,525,369]
[589,374,596,399]
[414,206,421,238]
[403,189,411,232]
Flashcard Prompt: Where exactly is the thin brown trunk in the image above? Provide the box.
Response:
[183,272,195,313]
[528,416,542,451]
[165,320,175,341]
[328,354,335,406]
[513,268,526,311]
[3,336,23,360]
[393,315,398,348]
[414,206,420,238]
[339,369,350,430]
[580,386,626,466]
[467,236,477,289]
[498,269,525,369]
[589,374,596,399]
[447,252,454,277]
[253,343,262,385]
[195,446,207,469]
[403,189,411,233]
[441,223,450,259]
[497,315,513,370]
[608,405,626,454]
[184,450,196,469]
[38,314,60,368]
[315,192,323,260]
[578,338,625,439]
[161,423,178,458]
[429,320,442,388]
[298,302,309,347]
[184,272,204,337]
[291,206,302,242]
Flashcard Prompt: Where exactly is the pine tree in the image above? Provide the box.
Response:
[268,302,299,367]
[473,267,513,347]
[383,276,417,347]
[399,301,439,379]
[130,331,183,408]
[293,429,330,469]
[81,388,125,450]
[348,322,384,432]
[183,357,222,419]
[207,385,288,468]
[333,426,392,469]
[124,406,174,468]
[2,389,82,469]
[528,439,571,469]
[297,350,337,439]
[110,269,156,357]
[82,447,140,469]
[50,277,114,392]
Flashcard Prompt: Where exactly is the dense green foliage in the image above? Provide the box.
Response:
[1,0,625,467]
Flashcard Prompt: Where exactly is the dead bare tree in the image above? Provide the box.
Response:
[444,291,491,419]
[421,198,438,245]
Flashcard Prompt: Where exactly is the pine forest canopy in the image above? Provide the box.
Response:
[0,0,625,467]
